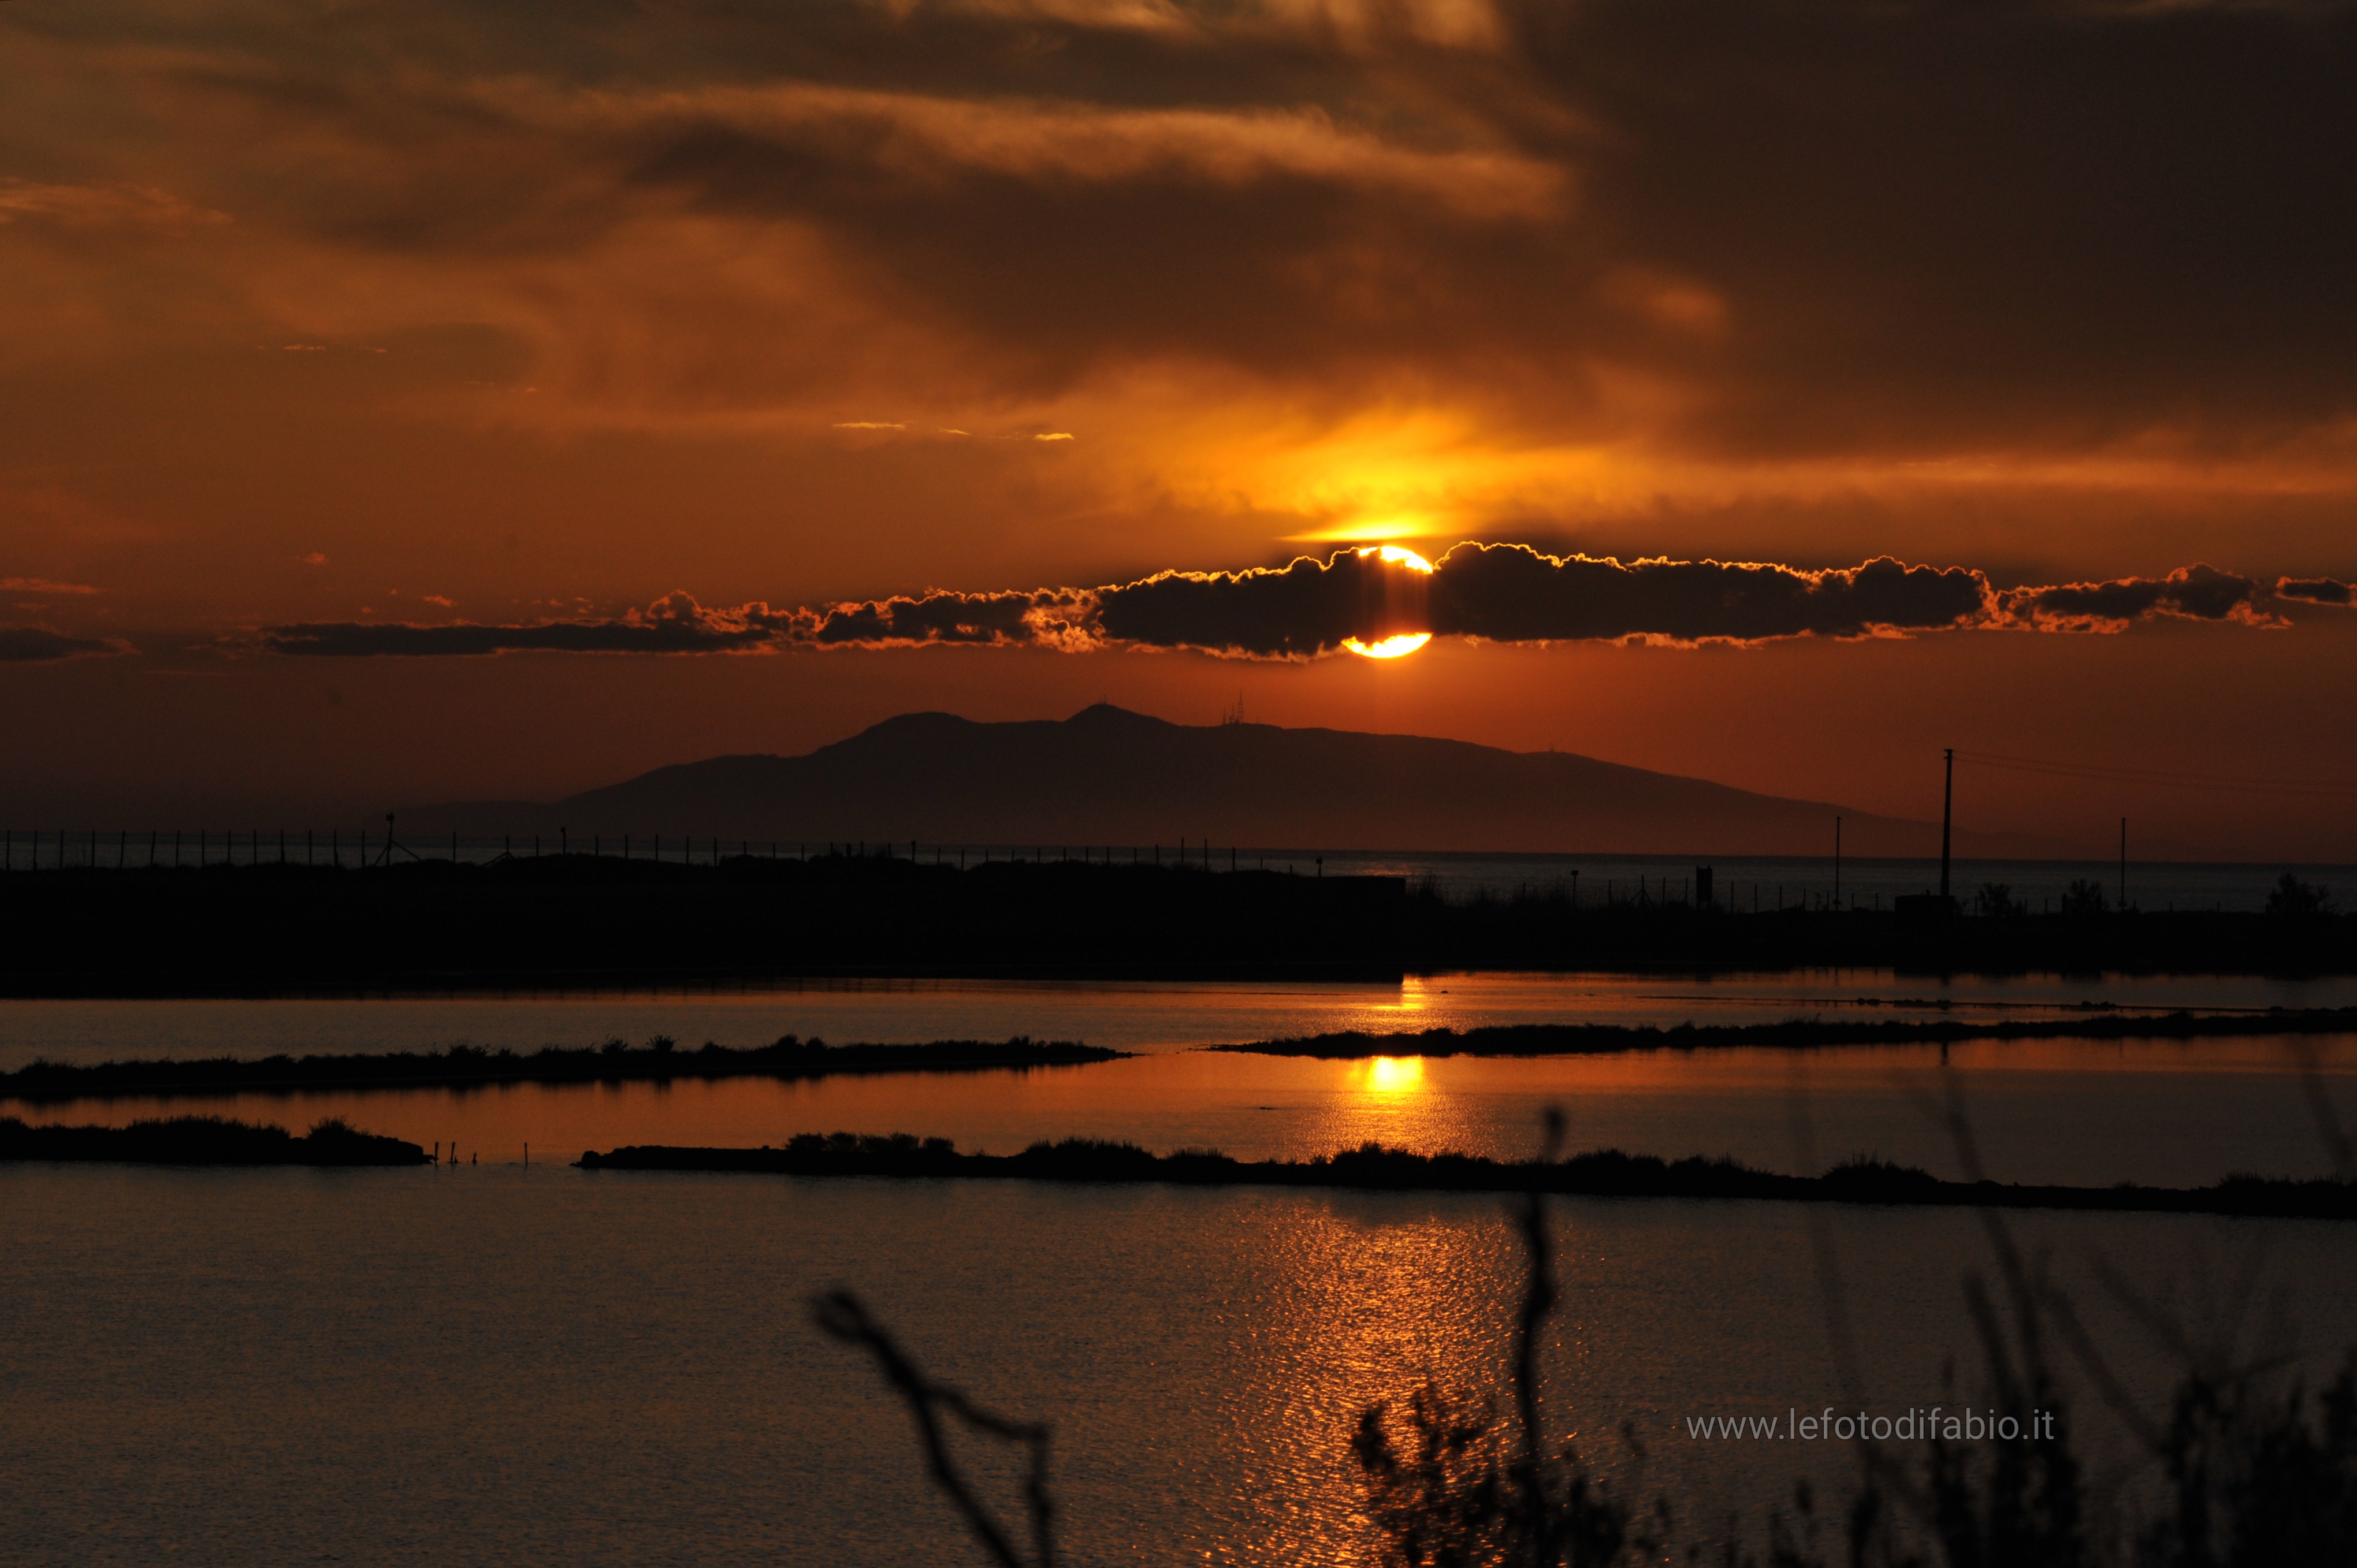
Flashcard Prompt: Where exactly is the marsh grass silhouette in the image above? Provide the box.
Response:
[0,1112,427,1164]
[582,1135,2357,1219]
[1214,1008,2357,1062]
[0,1034,1118,1101]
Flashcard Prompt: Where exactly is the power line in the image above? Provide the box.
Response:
[1954,748,2357,799]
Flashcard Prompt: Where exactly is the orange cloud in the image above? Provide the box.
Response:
[0,577,99,595]
[0,178,229,235]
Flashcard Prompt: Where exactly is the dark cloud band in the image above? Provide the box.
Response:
[2277,576,2355,608]
[1992,564,2281,631]
[0,627,131,663]
[1427,547,1992,644]
[256,545,2324,660]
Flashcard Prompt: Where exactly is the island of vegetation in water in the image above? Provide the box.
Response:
[1211,1005,2357,1059]
[575,1133,2357,1221]
[0,1114,427,1165]
[0,1035,1120,1103]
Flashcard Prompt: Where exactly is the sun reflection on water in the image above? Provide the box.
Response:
[1355,1055,1427,1101]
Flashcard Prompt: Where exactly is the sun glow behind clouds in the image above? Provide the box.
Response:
[1339,547,1435,657]
[1342,632,1433,658]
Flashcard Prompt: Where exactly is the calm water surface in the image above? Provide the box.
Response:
[8,969,2356,1067]
[6,1164,2356,1566]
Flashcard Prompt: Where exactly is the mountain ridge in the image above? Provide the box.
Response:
[401,704,2096,858]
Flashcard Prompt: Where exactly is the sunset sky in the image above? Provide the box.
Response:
[5,0,2355,856]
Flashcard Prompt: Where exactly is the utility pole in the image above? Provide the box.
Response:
[2119,818,2126,911]
[1940,747,1954,907]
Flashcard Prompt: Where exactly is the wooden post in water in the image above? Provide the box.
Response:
[1939,747,1954,907]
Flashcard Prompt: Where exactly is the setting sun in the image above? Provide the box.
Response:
[1357,545,1436,573]
[1342,632,1433,659]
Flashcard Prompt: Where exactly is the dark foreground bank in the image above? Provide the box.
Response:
[4,855,2353,996]
[0,1036,1120,1102]
[0,1114,428,1165]
[0,855,1406,993]
[576,1134,2357,1220]
[1215,1007,2357,1059]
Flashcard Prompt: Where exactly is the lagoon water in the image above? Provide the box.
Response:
[8,971,2357,1563]
[9,967,2357,1065]
[8,1164,2357,1566]
[12,1038,2357,1189]
[7,972,2357,1187]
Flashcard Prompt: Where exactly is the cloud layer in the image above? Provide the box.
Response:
[259,545,2319,660]
[0,627,131,664]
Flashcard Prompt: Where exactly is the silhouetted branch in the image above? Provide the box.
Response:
[2293,1040,2357,1182]
[810,1290,1057,1568]
[1515,1109,1566,1558]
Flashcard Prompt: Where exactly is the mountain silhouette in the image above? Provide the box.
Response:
[406,704,2077,856]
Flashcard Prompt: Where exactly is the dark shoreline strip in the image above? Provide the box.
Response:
[1,1114,427,1166]
[0,1037,1121,1103]
[575,1137,2357,1220]
[1213,1008,2357,1059]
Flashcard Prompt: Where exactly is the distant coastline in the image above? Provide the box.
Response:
[0,1036,1120,1103]
[576,1134,2357,1221]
